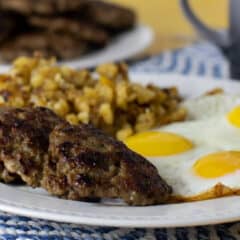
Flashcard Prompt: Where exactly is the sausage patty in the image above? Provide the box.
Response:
[0,107,64,186]
[0,0,85,15]
[42,123,172,205]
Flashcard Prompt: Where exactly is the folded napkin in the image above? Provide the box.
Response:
[0,42,238,240]
[130,41,228,78]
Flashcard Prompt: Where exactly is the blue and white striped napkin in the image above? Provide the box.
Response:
[130,41,229,78]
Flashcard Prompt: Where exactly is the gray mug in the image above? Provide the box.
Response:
[180,0,240,79]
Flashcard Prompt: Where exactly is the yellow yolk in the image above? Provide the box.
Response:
[227,106,240,128]
[194,151,240,178]
[124,131,193,157]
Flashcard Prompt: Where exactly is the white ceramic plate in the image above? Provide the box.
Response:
[0,25,153,72]
[2,74,240,228]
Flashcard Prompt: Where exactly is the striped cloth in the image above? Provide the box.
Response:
[130,41,229,78]
[0,42,239,240]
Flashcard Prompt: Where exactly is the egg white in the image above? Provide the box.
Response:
[159,119,210,147]
[182,94,240,120]
[200,116,240,150]
[148,113,240,201]
[126,94,240,201]
[148,147,240,200]
[160,114,240,150]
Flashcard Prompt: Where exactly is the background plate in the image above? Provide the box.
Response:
[1,74,240,228]
[0,25,153,72]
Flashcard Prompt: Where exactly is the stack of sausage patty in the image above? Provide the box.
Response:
[0,0,136,62]
[0,107,172,206]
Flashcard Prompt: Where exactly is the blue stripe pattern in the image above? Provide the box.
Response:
[0,213,239,240]
[0,42,238,240]
[130,41,228,79]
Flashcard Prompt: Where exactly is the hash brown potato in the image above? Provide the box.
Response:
[0,56,186,139]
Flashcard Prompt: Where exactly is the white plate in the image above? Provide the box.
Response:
[2,74,240,228]
[0,25,153,72]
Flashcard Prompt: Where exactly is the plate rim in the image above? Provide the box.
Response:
[1,73,240,228]
[2,185,240,228]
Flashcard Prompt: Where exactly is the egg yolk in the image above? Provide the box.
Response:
[124,131,193,157]
[194,151,240,178]
[227,106,240,128]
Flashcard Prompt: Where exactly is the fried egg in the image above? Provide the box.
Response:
[125,130,240,201]
[161,104,240,150]
[124,129,222,201]
[124,102,240,202]
[149,150,240,201]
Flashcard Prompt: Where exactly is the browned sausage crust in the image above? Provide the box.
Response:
[83,0,136,31]
[0,0,85,15]
[0,32,89,62]
[0,12,27,44]
[0,107,64,186]
[42,123,172,205]
[0,106,171,205]
[0,162,20,183]
[29,16,110,46]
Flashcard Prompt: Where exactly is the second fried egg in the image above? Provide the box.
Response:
[149,150,240,201]
[125,103,240,201]
[125,130,240,201]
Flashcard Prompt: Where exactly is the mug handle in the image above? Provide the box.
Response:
[180,0,229,47]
